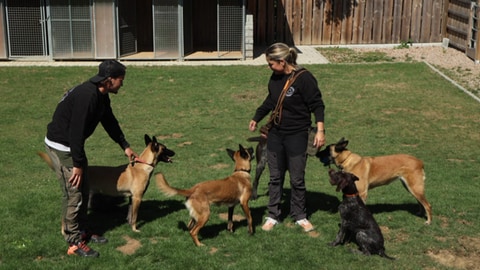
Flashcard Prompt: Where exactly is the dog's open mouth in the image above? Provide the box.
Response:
[160,155,173,163]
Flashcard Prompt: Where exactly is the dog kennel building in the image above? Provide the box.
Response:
[0,0,248,61]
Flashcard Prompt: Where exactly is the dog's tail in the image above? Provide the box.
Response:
[38,152,55,171]
[155,173,192,198]
[380,250,396,260]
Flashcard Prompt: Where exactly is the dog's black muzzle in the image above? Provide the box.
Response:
[159,145,175,163]
[316,146,334,166]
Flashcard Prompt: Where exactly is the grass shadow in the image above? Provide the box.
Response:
[87,195,185,234]
[367,202,424,219]
[306,190,341,217]
[177,221,225,243]
[175,204,268,239]
[325,199,426,222]
[255,188,340,222]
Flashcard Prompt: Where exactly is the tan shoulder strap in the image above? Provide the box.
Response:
[270,69,307,125]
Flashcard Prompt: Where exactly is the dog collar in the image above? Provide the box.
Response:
[344,193,358,198]
[336,152,352,165]
[235,168,251,173]
[131,157,155,167]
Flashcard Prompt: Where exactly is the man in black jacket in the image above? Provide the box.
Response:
[44,60,137,257]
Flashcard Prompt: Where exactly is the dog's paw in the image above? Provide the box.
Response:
[329,241,340,247]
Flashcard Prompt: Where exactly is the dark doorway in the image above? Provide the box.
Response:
[136,0,153,52]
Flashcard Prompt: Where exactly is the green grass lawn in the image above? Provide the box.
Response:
[0,63,479,269]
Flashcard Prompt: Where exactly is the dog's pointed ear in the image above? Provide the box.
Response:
[238,144,250,160]
[150,136,160,152]
[247,147,255,161]
[335,137,348,152]
[227,148,236,160]
[144,134,152,146]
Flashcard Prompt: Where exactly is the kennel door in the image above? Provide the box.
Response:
[218,0,244,59]
[5,0,48,59]
[49,0,94,59]
[117,0,137,57]
[153,0,182,60]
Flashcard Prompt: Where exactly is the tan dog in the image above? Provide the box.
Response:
[39,134,175,232]
[155,144,254,246]
[317,137,432,224]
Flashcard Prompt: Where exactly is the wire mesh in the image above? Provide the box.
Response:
[153,0,179,59]
[218,0,243,56]
[5,0,45,57]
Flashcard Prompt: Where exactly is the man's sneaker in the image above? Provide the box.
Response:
[295,218,314,232]
[261,217,278,231]
[67,241,99,257]
[81,231,108,244]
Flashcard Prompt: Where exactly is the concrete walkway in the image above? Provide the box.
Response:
[247,45,330,66]
[0,46,329,67]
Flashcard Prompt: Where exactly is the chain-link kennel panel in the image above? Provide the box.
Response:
[50,0,93,59]
[5,0,46,57]
[153,0,180,59]
[218,0,244,58]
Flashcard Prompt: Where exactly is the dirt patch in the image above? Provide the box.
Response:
[177,141,192,147]
[155,133,184,140]
[210,163,230,170]
[116,235,142,255]
[308,231,321,238]
[427,236,480,270]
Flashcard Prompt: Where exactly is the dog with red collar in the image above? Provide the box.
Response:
[39,134,175,232]
[328,169,395,260]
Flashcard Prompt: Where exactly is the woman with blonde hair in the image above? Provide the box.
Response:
[249,43,325,232]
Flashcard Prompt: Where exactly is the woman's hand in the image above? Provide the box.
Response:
[314,122,326,148]
[314,131,326,148]
[249,120,257,132]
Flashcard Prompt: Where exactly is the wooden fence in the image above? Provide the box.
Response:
[443,0,480,62]
[445,0,473,51]
[246,0,447,46]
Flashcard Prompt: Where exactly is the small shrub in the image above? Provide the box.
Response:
[396,39,413,49]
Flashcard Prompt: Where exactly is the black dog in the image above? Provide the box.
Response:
[246,134,267,200]
[328,169,395,260]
